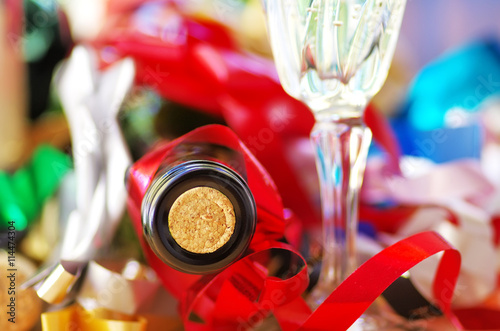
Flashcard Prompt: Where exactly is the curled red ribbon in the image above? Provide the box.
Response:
[127,124,462,330]
[126,125,289,300]
[295,231,461,331]
[181,242,308,331]
[178,231,460,331]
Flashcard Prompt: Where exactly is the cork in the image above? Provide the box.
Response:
[168,187,236,254]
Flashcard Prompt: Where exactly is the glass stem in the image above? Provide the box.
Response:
[308,116,372,307]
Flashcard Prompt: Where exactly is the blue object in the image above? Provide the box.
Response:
[358,221,377,239]
[390,39,500,163]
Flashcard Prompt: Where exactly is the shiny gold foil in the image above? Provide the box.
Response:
[41,305,147,331]
[34,261,83,304]
[41,304,183,331]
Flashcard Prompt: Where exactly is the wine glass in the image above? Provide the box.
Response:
[261,0,407,309]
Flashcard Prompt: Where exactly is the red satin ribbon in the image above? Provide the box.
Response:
[177,232,461,331]
[295,231,461,331]
[360,203,460,234]
[126,125,288,300]
[453,308,500,330]
[181,242,308,331]
[492,215,500,246]
[126,125,464,330]
[4,0,23,37]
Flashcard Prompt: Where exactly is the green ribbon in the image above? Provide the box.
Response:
[0,145,72,232]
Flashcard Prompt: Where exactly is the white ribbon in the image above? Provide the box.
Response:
[23,46,135,303]
[56,45,135,261]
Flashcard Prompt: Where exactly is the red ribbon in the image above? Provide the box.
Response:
[453,308,500,330]
[360,203,460,234]
[296,231,461,331]
[181,242,308,331]
[126,125,288,300]
[492,215,500,246]
[182,231,461,331]
[177,231,461,331]
[4,0,23,38]
[127,125,463,330]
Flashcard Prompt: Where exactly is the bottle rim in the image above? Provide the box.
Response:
[141,160,257,275]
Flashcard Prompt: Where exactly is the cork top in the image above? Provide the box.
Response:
[168,187,236,254]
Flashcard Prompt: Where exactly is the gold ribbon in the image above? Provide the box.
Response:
[41,305,182,331]
[41,305,147,331]
[37,260,182,331]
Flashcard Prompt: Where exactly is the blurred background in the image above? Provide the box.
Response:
[2,0,500,168]
[399,0,500,73]
[1,1,500,330]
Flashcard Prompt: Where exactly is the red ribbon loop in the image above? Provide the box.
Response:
[181,242,309,331]
[179,231,461,331]
[284,231,461,331]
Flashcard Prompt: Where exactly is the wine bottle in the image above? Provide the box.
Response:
[140,141,257,274]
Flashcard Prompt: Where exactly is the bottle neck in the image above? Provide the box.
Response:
[142,160,257,275]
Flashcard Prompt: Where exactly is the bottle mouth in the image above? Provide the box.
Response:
[141,160,257,275]
[168,186,236,254]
